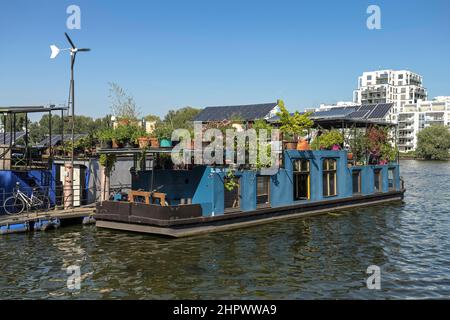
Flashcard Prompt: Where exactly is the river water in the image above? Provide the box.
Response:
[0,160,449,299]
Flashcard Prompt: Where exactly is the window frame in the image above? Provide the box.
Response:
[388,168,396,191]
[293,159,311,201]
[352,170,362,194]
[322,159,338,197]
[374,169,382,193]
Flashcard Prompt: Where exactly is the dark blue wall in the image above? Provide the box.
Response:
[0,168,56,215]
[131,150,401,217]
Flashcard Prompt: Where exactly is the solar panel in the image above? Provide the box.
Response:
[0,132,26,145]
[368,103,393,119]
[347,110,371,119]
[37,134,87,147]
[358,104,377,111]
[312,107,356,118]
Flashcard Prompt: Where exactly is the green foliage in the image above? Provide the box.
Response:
[113,124,139,145]
[153,122,172,140]
[311,129,344,150]
[163,107,202,131]
[380,143,398,162]
[256,143,273,169]
[276,104,313,141]
[144,114,161,122]
[131,126,148,143]
[96,127,114,143]
[99,154,117,175]
[348,134,370,163]
[224,171,239,191]
[416,125,450,160]
[252,119,273,136]
[27,114,112,144]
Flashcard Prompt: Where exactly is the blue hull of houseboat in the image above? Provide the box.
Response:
[95,150,405,238]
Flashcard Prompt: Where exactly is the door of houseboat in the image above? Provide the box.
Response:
[224,177,240,210]
[256,176,270,207]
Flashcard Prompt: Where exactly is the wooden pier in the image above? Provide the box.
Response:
[0,205,96,235]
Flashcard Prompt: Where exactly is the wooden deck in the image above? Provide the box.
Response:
[0,205,96,235]
[96,190,405,238]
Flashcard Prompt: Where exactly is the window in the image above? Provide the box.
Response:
[388,168,396,191]
[367,75,372,80]
[398,74,404,79]
[293,160,310,200]
[374,169,382,193]
[323,159,337,197]
[257,176,270,206]
[352,170,361,194]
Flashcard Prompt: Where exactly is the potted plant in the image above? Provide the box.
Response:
[311,129,344,150]
[154,123,173,148]
[276,101,313,150]
[132,127,150,149]
[113,124,138,148]
[97,128,114,149]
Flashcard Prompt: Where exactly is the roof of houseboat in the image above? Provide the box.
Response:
[194,102,278,122]
[268,103,394,128]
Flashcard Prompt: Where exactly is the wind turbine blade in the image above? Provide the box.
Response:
[77,48,91,52]
[65,32,76,49]
[50,45,60,59]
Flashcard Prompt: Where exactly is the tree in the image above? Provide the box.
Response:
[163,106,201,131]
[416,125,450,160]
[276,101,313,141]
[108,82,140,120]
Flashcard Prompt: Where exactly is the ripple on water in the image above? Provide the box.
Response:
[1,160,450,299]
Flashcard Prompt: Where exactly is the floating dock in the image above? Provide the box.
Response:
[0,205,96,235]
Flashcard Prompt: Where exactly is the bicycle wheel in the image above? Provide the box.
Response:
[3,196,25,215]
[34,196,51,211]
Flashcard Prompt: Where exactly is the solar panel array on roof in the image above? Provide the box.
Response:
[0,132,26,145]
[194,103,278,122]
[312,107,356,118]
[37,134,87,147]
[367,103,392,119]
[309,103,393,121]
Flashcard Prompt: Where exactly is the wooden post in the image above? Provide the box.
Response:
[64,163,73,209]
[100,164,110,202]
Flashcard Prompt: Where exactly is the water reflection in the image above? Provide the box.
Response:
[0,160,449,299]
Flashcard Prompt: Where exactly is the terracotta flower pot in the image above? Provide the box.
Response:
[112,139,120,149]
[149,137,159,148]
[297,139,310,151]
[284,142,297,150]
[118,119,130,126]
[138,137,150,149]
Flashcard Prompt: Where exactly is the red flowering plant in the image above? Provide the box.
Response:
[366,126,396,164]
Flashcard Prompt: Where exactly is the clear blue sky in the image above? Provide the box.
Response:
[0,0,449,119]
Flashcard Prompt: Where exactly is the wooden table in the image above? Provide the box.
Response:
[129,190,167,206]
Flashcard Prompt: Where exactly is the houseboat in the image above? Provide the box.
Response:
[95,103,405,238]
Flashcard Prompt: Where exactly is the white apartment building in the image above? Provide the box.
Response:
[398,97,450,152]
[316,101,358,111]
[353,70,428,123]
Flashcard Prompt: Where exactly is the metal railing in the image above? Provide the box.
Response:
[0,183,131,216]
